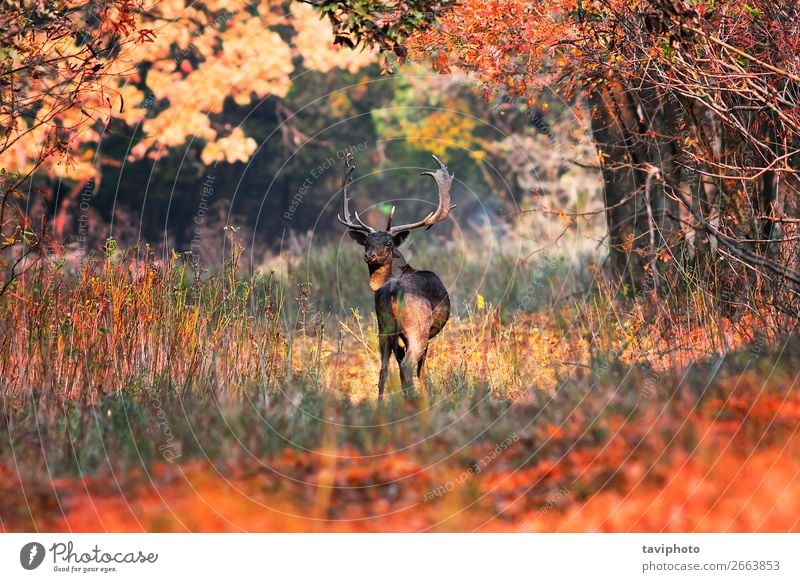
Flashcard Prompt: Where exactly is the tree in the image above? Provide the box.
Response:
[302,0,454,70]
[0,0,147,290]
[387,0,800,305]
[4,2,463,255]
[3,1,385,260]
[4,0,438,179]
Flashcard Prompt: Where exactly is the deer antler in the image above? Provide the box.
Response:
[336,153,374,233]
[388,155,455,235]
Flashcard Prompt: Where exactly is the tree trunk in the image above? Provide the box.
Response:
[587,78,683,293]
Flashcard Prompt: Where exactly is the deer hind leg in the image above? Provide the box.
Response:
[417,346,429,388]
[400,335,429,399]
[392,338,406,385]
[396,342,415,396]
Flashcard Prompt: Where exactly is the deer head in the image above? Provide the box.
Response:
[337,153,455,269]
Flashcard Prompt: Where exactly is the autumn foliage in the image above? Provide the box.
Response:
[409,0,800,298]
[2,1,376,183]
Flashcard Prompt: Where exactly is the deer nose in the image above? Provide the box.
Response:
[365,251,377,262]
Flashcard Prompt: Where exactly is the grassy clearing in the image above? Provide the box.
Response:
[1,238,799,531]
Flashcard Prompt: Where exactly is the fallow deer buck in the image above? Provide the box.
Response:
[338,153,454,399]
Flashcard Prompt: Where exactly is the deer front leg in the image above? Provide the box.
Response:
[377,333,393,399]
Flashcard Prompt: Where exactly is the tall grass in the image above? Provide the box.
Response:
[1,234,799,531]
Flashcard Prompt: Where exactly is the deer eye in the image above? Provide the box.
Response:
[384,242,392,247]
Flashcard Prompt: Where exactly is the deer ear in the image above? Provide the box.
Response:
[348,230,369,246]
[392,231,410,247]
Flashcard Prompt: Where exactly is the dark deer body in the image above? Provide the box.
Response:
[338,154,454,398]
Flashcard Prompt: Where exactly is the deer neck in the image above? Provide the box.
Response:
[368,249,413,291]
